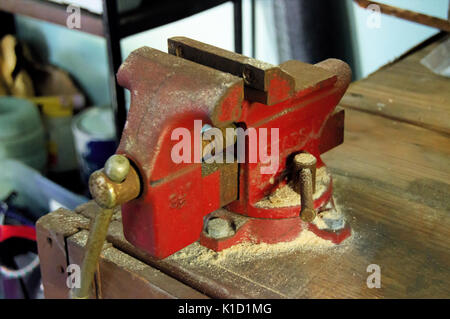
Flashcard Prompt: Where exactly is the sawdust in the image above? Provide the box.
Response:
[215,229,335,261]
[169,195,354,267]
[37,208,90,236]
[101,247,147,273]
[69,229,90,246]
[69,230,146,273]
[75,201,122,222]
[168,226,353,267]
[256,166,331,208]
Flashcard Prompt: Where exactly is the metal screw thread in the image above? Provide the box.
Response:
[294,152,317,222]
[299,168,316,222]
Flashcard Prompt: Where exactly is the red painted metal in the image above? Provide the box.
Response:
[116,40,351,259]
[0,225,36,242]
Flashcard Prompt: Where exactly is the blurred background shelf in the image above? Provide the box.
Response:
[0,0,242,41]
[3,0,447,141]
[0,0,244,138]
[0,0,103,36]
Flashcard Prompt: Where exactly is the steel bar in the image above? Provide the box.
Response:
[354,0,450,32]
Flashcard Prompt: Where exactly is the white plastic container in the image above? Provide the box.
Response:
[72,106,117,183]
[44,114,78,172]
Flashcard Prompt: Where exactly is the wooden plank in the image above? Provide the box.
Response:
[37,207,207,299]
[341,34,450,134]
[36,208,89,299]
[74,202,284,298]
[66,230,209,299]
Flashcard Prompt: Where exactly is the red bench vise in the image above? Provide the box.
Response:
[92,37,352,260]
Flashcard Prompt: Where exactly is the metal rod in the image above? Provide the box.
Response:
[299,168,316,222]
[294,153,317,222]
[72,207,114,299]
[354,0,450,32]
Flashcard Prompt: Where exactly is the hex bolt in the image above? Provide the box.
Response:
[294,152,317,222]
[206,218,235,239]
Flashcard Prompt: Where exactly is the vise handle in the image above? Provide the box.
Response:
[71,155,140,299]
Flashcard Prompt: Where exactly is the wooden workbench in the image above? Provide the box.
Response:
[36,34,450,299]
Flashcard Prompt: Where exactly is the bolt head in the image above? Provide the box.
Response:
[294,153,317,170]
[300,208,317,223]
[206,218,235,239]
[104,154,130,183]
